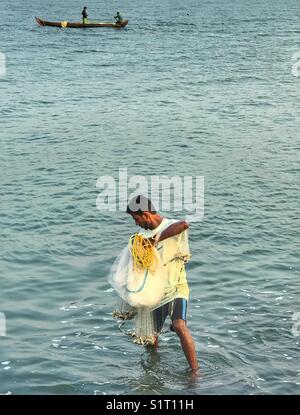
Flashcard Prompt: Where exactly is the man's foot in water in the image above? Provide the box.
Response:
[189,365,200,378]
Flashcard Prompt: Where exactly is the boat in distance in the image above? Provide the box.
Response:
[35,16,128,29]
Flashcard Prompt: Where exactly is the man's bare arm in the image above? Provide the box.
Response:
[155,220,189,243]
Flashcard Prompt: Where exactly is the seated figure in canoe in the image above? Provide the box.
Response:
[114,11,123,24]
[82,6,88,24]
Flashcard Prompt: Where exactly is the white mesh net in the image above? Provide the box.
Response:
[108,226,191,346]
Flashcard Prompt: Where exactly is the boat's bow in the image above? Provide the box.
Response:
[35,16,45,26]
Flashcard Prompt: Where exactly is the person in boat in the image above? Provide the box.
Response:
[82,6,88,24]
[125,195,199,373]
[114,11,123,24]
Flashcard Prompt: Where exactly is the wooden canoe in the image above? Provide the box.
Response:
[35,16,128,29]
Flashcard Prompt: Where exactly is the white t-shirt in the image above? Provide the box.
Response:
[139,217,191,307]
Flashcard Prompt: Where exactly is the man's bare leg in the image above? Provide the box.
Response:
[172,319,199,371]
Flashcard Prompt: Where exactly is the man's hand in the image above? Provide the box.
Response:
[147,237,156,246]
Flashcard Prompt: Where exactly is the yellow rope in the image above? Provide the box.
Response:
[129,234,158,274]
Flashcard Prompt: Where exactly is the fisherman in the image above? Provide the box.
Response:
[114,11,123,24]
[126,195,199,373]
[81,6,88,24]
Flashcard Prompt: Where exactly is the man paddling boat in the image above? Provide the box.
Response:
[114,11,123,24]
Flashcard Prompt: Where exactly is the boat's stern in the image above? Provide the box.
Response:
[119,20,129,28]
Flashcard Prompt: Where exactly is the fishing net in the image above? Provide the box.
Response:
[108,226,191,346]
[108,234,167,309]
[112,296,158,345]
[108,233,167,345]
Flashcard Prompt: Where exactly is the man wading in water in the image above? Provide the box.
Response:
[126,195,199,373]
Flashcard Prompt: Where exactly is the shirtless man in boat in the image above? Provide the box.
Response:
[82,6,88,24]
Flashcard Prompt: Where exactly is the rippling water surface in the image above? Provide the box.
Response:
[1,0,300,395]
